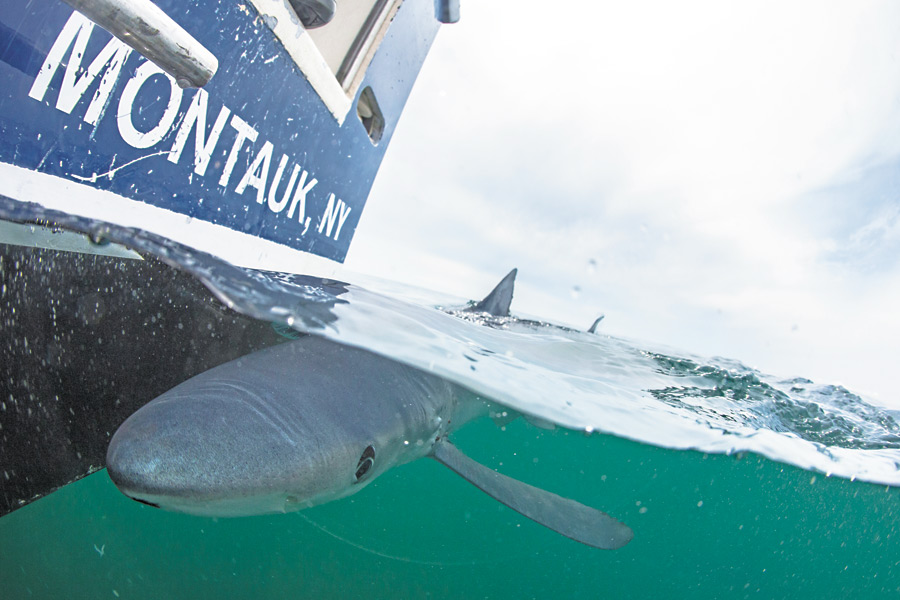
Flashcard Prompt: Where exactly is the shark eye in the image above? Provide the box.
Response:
[354,445,376,482]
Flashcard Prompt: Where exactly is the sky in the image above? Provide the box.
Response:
[346,0,900,408]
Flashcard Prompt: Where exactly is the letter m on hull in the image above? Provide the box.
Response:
[29,12,132,126]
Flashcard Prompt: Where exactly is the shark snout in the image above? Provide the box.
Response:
[107,383,323,515]
[106,377,368,516]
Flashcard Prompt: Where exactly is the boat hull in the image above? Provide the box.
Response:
[0,0,440,270]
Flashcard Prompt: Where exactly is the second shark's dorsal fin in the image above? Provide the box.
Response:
[431,440,633,549]
[469,269,517,317]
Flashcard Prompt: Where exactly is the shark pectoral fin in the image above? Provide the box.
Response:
[431,440,633,550]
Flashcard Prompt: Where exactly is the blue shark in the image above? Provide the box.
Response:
[106,271,633,549]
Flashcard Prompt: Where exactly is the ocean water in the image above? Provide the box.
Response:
[1,205,899,598]
[1,422,898,599]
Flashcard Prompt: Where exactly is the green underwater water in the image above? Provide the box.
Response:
[1,418,898,600]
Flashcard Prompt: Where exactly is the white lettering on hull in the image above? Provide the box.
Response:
[317,194,352,241]
[117,61,184,149]
[236,140,273,204]
[25,11,355,244]
[219,114,258,188]
[287,170,317,225]
[168,89,232,177]
[28,13,132,126]
[267,156,297,213]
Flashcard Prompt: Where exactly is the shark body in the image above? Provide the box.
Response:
[106,271,633,549]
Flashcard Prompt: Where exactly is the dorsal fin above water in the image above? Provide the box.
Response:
[588,315,605,334]
[469,269,517,317]
[431,440,633,550]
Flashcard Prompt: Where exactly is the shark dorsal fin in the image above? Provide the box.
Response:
[587,315,605,334]
[431,440,632,549]
[470,269,517,317]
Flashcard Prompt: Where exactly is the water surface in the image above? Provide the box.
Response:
[1,204,898,598]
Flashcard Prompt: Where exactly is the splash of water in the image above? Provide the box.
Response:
[3,199,899,487]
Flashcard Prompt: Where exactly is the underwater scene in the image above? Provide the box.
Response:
[1,205,899,599]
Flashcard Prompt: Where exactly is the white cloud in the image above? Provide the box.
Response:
[348,0,900,406]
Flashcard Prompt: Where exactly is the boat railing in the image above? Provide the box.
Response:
[61,0,218,88]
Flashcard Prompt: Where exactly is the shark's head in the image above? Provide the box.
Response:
[106,339,453,516]
[106,379,392,516]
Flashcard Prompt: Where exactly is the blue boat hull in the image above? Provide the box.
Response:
[0,0,440,265]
